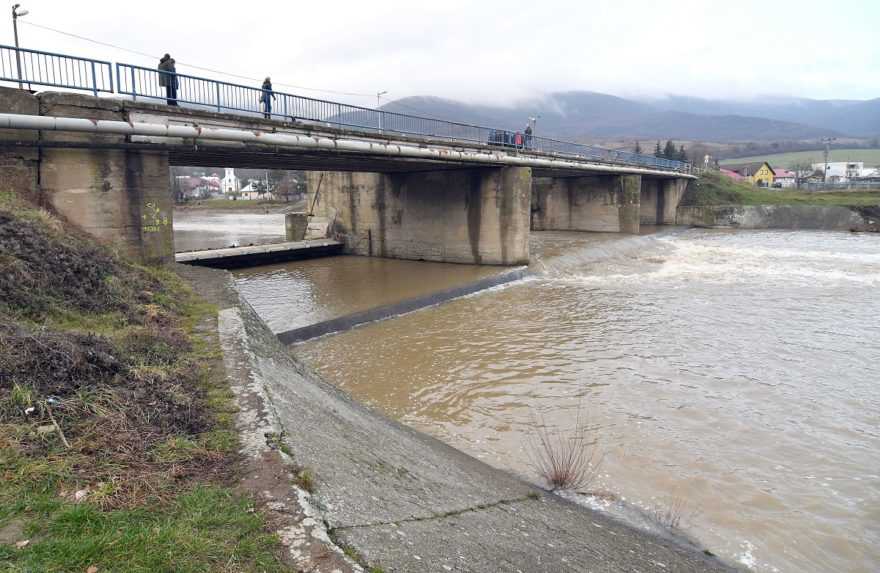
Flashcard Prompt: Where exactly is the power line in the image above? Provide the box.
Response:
[20,20,377,98]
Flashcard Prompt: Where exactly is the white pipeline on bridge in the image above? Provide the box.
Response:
[0,112,695,179]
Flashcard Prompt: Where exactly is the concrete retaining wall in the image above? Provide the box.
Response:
[677,204,880,232]
[307,167,531,265]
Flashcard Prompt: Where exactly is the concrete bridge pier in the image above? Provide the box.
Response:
[531,174,643,234]
[38,93,174,264]
[0,89,175,264]
[641,178,689,225]
[40,148,174,264]
[306,166,532,265]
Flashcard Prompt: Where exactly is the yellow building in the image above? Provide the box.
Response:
[725,162,776,187]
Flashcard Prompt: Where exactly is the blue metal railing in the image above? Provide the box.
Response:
[0,44,112,95]
[0,43,688,173]
[115,61,689,172]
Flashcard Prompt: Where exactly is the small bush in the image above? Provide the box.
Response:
[527,407,602,491]
[652,495,692,530]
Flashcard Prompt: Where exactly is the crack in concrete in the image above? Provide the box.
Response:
[332,494,539,531]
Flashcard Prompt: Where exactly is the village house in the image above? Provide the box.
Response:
[811,161,868,183]
[719,167,746,181]
[772,168,796,188]
[722,162,775,187]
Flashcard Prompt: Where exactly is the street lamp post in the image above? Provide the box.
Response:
[376,90,388,131]
[11,4,28,89]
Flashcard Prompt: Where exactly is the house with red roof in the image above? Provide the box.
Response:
[719,168,746,181]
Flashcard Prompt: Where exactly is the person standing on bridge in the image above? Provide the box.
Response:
[158,54,179,106]
[524,124,533,149]
[261,77,276,119]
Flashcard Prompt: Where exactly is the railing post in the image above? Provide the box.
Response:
[215,82,221,112]
[90,60,98,97]
[130,66,137,101]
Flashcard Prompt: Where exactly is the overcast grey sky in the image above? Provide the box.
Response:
[10,0,880,106]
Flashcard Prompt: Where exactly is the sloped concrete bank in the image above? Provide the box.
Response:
[677,204,880,232]
[181,265,735,573]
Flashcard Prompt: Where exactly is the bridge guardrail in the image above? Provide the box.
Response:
[116,60,689,173]
[0,44,113,95]
[0,43,689,173]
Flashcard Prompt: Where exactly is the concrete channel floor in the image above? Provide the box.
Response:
[181,264,736,573]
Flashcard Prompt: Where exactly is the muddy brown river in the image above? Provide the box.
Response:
[232,227,880,572]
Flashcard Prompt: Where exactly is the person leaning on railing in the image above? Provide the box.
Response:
[261,77,276,119]
[158,54,179,106]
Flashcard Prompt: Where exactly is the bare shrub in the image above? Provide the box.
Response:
[653,495,690,529]
[527,407,602,491]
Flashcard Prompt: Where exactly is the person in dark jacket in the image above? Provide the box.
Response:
[158,54,178,105]
[261,77,276,119]
[524,124,533,149]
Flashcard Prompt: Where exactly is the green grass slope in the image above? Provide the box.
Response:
[682,171,880,207]
[0,190,286,572]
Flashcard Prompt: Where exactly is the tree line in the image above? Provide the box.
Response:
[634,140,688,162]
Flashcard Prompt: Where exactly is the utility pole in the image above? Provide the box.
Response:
[821,137,836,185]
[11,4,28,89]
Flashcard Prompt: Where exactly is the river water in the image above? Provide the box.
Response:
[173,209,286,252]
[232,227,879,572]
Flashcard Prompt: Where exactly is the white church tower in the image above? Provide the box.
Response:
[222,168,240,194]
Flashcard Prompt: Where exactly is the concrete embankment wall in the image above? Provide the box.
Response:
[677,204,880,232]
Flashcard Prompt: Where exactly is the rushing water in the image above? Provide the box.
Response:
[237,229,880,572]
[173,209,286,252]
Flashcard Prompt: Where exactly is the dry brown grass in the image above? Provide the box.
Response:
[527,407,602,491]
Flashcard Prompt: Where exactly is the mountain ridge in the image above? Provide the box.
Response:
[380,91,877,143]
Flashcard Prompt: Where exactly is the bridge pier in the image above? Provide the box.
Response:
[307,167,531,265]
[40,148,174,264]
[531,174,643,234]
[0,87,175,264]
[641,178,689,225]
[39,93,173,264]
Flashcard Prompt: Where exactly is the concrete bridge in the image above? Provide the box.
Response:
[0,87,693,265]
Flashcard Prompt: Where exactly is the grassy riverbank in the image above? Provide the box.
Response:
[682,171,880,207]
[0,191,286,571]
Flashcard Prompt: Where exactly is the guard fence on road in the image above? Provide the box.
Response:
[0,44,689,173]
[0,44,113,96]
